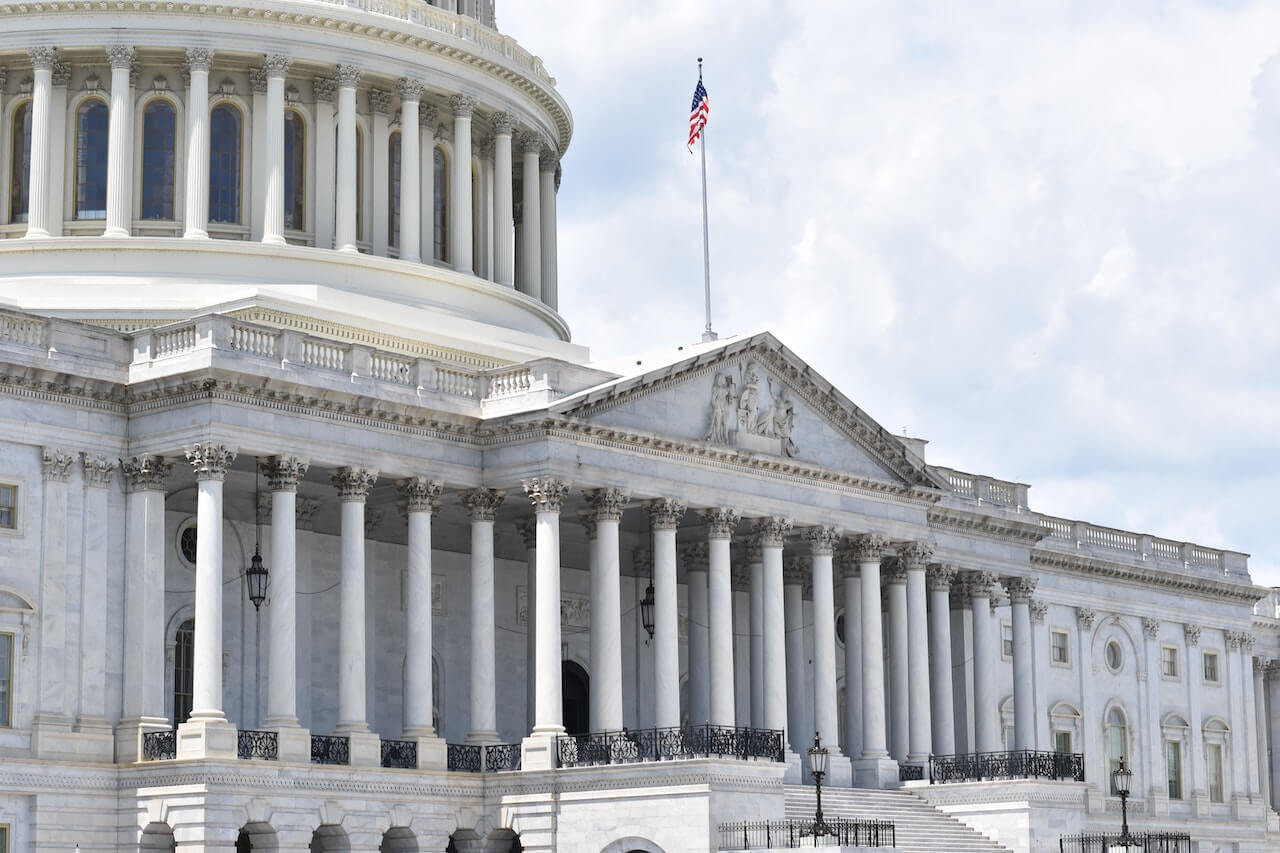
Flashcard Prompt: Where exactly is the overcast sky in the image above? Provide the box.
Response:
[502,2,1280,588]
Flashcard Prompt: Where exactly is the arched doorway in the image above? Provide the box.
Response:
[562,661,590,735]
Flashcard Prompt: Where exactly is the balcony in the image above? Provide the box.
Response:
[556,725,785,768]
[928,750,1085,784]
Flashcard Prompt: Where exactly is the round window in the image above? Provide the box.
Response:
[179,523,198,565]
[1105,640,1123,672]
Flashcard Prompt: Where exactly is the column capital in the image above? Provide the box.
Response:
[743,539,764,564]
[681,542,709,571]
[516,517,537,549]
[0,69,7,89]
[491,111,514,136]
[577,511,598,541]
[120,455,173,492]
[263,54,292,78]
[926,563,957,592]
[702,508,741,540]
[365,506,385,536]
[1029,599,1048,624]
[397,477,443,514]
[1183,623,1201,646]
[631,547,652,576]
[106,45,134,70]
[803,524,841,555]
[420,104,440,129]
[1242,631,1256,652]
[450,93,478,117]
[184,47,213,72]
[965,570,999,597]
[1226,630,1244,650]
[51,59,71,87]
[1253,656,1270,676]
[646,498,686,531]
[296,497,321,530]
[261,456,309,492]
[836,548,861,578]
[334,63,361,88]
[897,541,934,571]
[1001,575,1037,603]
[82,454,118,490]
[584,488,629,522]
[368,88,392,116]
[732,567,750,591]
[752,516,792,547]
[539,145,558,171]
[1141,616,1160,639]
[396,76,425,102]
[883,557,907,586]
[523,477,570,514]
[517,129,544,153]
[847,532,888,562]
[41,448,76,482]
[313,76,337,103]
[1076,606,1097,630]
[949,580,972,609]
[28,46,57,71]
[782,556,808,586]
[185,443,237,482]
[330,466,377,501]
[462,488,505,521]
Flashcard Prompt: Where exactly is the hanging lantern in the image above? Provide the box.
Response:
[246,544,268,610]
[640,582,655,640]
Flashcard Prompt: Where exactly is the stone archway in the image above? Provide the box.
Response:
[311,825,351,853]
[139,822,177,852]
[236,822,279,852]
[381,826,419,853]
[562,660,590,735]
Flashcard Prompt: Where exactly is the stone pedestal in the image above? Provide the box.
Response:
[416,735,448,770]
[273,725,312,763]
[521,734,558,771]
[783,748,803,784]
[177,717,238,759]
[346,730,382,768]
[825,753,854,788]
[32,713,114,761]
[115,716,171,763]
[853,757,900,789]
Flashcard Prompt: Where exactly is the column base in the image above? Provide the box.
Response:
[103,226,130,239]
[345,730,382,768]
[852,756,900,789]
[183,229,209,240]
[783,749,803,784]
[115,716,171,763]
[270,725,312,763]
[176,715,238,759]
[413,735,448,770]
[824,753,854,787]
[1190,790,1210,818]
[520,733,560,771]
[465,730,501,745]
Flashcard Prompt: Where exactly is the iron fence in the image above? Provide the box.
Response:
[141,729,177,761]
[557,725,785,768]
[1059,832,1192,852]
[310,734,350,765]
[898,763,924,782]
[718,818,895,850]
[448,743,482,772]
[381,738,418,769]
[446,743,523,772]
[483,742,522,772]
[236,729,279,760]
[930,750,1085,783]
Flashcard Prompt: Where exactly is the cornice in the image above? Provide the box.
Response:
[1030,549,1265,606]
[928,506,1046,544]
[0,365,127,413]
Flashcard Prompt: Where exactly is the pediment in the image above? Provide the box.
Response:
[552,334,945,490]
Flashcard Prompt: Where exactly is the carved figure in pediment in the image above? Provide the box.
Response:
[737,361,762,435]
[768,378,798,457]
[705,373,736,444]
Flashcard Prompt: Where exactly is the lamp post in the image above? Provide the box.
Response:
[808,731,830,838]
[640,582,655,643]
[1111,758,1135,851]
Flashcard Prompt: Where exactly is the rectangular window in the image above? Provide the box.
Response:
[1207,743,1224,803]
[1162,646,1179,679]
[1203,651,1220,683]
[1001,623,1014,659]
[0,632,12,727]
[0,485,14,529]
[1051,630,1069,664]
[1054,730,1072,754]
[1166,740,1182,799]
[0,823,8,853]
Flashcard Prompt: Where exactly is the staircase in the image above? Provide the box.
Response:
[783,785,1013,852]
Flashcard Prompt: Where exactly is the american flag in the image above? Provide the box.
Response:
[688,77,709,151]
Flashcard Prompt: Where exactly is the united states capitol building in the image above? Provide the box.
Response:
[0,2,1277,852]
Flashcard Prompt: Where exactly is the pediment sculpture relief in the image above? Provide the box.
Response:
[706,360,798,457]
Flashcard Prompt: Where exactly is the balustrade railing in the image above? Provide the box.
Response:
[1059,832,1191,852]
[141,729,177,761]
[237,729,279,761]
[929,750,1085,784]
[446,742,522,772]
[556,725,785,768]
[718,818,895,850]
[380,738,418,769]
[483,742,522,772]
[447,743,481,772]
[310,734,350,765]
[898,763,924,782]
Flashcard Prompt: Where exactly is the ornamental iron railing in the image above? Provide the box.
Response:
[1059,832,1192,852]
[448,743,482,772]
[141,729,177,761]
[484,742,522,772]
[380,738,418,769]
[557,725,785,768]
[898,763,924,782]
[446,743,523,772]
[718,818,895,850]
[929,750,1085,783]
[237,729,279,760]
[310,734,351,765]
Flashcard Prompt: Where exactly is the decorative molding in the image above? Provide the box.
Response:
[646,499,686,531]
[491,111,514,136]
[539,145,558,171]
[966,570,999,598]
[1253,657,1269,677]
[836,548,861,578]
[247,67,268,95]
[28,46,56,71]
[397,477,443,514]
[81,454,118,489]
[1029,599,1048,624]
[1002,576,1037,604]
[41,447,75,482]
[782,556,807,586]
[523,477,570,514]
[743,539,764,565]
[517,128,543,153]
[461,488,505,521]
[1030,549,1262,606]
[331,466,378,502]
[184,47,213,73]
[1183,623,1201,646]
[1141,617,1160,640]
[577,510,597,541]
[515,517,537,550]
[295,497,321,530]
[261,456,309,492]
[263,54,292,77]
[882,557,907,586]
[1076,607,1097,630]
[364,506,385,536]
[120,455,172,493]
[681,542,709,571]
[516,587,590,630]
[420,105,440,130]
[106,45,134,71]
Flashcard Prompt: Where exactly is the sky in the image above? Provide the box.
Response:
[501,1,1280,588]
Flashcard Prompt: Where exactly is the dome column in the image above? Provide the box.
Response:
[104,46,134,238]
[449,95,476,273]
[261,55,292,246]
[397,79,424,263]
[518,130,542,299]
[183,48,213,239]
[369,88,392,257]
[491,113,515,286]
[334,64,362,253]
[24,46,55,239]
[539,148,559,309]
[312,77,337,249]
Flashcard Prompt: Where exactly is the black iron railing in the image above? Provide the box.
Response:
[310,734,350,765]
[1060,832,1191,852]
[929,750,1085,783]
[899,763,924,782]
[484,742,522,772]
[237,729,279,761]
[381,738,418,769]
[718,818,895,850]
[446,742,523,772]
[141,729,177,761]
[448,743,482,771]
[557,725,785,768]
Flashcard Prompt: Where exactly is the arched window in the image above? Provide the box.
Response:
[284,109,305,231]
[388,131,401,249]
[173,618,194,726]
[1106,707,1128,794]
[8,101,32,223]
[75,99,109,220]
[433,146,447,261]
[140,100,176,220]
[209,103,242,224]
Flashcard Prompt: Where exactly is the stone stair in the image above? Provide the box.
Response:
[783,785,1013,853]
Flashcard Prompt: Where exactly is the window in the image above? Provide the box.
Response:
[388,131,401,248]
[1051,630,1069,664]
[75,99,110,219]
[1001,623,1013,659]
[284,109,304,230]
[9,101,32,222]
[141,100,176,220]
[209,103,242,223]
[0,632,12,727]
[0,484,15,529]
[1165,740,1182,799]
[1162,646,1178,679]
[433,146,447,261]
[1054,730,1072,754]
[1206,742,1224,803]
[1105,640,1123,672]
[173,619,194,726]
[0,824,7,853]
[179,523,197,565]
[1106,708,1128,794]
[1203,651,1220,683]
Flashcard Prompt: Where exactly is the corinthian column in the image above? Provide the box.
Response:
[586,489,628,732]
[748,539,765,729]
[331,466,378,733]
[261,55,291,246]
[539,146,559,309]
[518,131,542,298]
[704,508,740,727]
[24,47,55,238]
[927,564,958,756]
[34,449,74,743]
[1003,576,1036,751]
[449,95,476,273]
[900,541,934,765]
[104,45,135,237]
[462,488,505,743]
[684,542,710,726]
[520,477,570,769]
[969,572,1000,753]
[851,533,896,788]
[183,48,213,239]
[397,78,424,262]
[806,527,842,756]
[838,548,863,761]
[783,556,807,755]
[312,76,337,249]
[648,499,686,729]
[491,112,515,286]
[398,477,442,736]
[262,457,307,727]
[334,64,361,253]
[77,455,118,739]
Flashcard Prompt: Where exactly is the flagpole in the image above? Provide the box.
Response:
[698,57,716,342]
